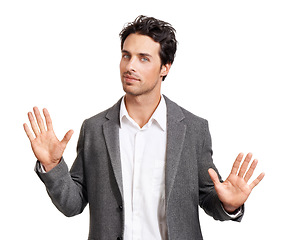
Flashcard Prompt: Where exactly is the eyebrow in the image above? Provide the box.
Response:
[122,49,153,58]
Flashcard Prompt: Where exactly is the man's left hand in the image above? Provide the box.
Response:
[208,153,265,213]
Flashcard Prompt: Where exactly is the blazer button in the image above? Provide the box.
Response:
[117,237,122,240]
[119,205,123,211]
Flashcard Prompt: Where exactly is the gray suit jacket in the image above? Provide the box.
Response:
[36,96,243,240]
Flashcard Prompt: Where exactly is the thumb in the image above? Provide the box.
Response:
[61,129,74,147]
[208,168,221,186]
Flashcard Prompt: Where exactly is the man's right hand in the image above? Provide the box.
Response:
[23,107,73,172]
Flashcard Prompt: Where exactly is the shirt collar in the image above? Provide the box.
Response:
[120,95,167,131]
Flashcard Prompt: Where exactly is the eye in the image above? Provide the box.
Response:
[140,57,149,62]
[122,54,130,59]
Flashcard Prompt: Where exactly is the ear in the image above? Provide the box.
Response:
[160,63,171,77]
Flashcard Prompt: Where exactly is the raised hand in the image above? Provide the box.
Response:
[208,153,265,213]
[23,107,73,172]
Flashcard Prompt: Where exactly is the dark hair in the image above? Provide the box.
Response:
[119,15,177,80]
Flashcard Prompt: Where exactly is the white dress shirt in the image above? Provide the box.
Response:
[119,95,168,240]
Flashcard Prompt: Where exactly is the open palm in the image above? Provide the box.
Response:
[208,153,265,213]
[23,107,73,172]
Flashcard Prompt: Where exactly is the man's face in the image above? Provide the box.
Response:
[120,33,170,97]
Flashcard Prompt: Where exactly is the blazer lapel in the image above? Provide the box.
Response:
[103,98,124,198]
[164,96,186,204]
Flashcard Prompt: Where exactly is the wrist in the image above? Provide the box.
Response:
[222,203,240,214]
[42,160,60,172]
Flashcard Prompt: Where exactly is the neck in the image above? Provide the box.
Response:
[124,93,161,128]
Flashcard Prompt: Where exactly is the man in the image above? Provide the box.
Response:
[23,15,264,240]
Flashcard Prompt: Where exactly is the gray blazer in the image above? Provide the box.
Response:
[36,96,243,240]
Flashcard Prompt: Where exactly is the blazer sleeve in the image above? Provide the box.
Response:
[198,120,244,222]
[35,121,88,217]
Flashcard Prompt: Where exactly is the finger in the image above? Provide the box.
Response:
[208,168,221,186]
[61,130,74,148]
[249,172,265,190]
[244,159,258,182]
[23,123,35,142]
[238,152,253,178]
[43,108,53,131]
[230,152,244,175]
[28,111,40,137]
[33,107,46,133]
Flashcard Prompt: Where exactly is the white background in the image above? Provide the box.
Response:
[1,0,296,239]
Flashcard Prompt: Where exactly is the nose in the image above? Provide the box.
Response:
[126,57,136,72]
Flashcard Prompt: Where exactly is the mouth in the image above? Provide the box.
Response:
[123,74,140,83]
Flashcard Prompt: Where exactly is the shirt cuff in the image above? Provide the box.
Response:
[221,204,243,219]
[37,161,47,173]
